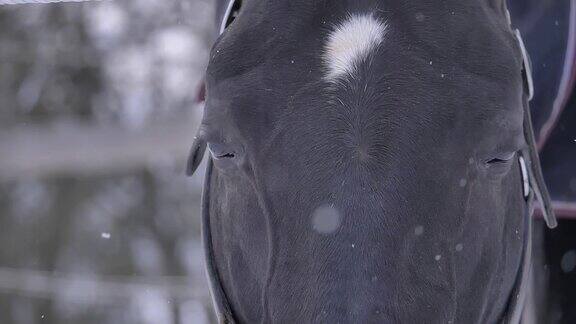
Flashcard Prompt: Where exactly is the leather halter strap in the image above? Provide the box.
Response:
[515,30,535,101]
[200,5,240,324]
[503,24,558,324]
[515,28,558,229]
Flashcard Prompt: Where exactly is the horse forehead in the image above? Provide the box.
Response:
[209,4,518,119]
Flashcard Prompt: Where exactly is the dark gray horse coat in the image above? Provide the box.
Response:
[188,0,557,323]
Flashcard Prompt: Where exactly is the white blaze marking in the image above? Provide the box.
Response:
[324,13,387,80]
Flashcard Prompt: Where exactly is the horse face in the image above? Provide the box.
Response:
[196,0,531,322]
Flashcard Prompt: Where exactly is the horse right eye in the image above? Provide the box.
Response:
[485,152,516,165]
[208,143,237,160]
[484,151,517,178]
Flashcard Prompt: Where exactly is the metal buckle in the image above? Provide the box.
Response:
[514,29,535,101]
[518,155,530,199]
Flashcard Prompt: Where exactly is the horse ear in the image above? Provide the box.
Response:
[186,134,207,176]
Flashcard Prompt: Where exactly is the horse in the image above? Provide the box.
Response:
[187,0,558,322]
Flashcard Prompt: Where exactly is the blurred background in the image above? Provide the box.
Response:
[0,0,216,323]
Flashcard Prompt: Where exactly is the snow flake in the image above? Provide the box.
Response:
[561,250,576,273]
[414,225,424,236]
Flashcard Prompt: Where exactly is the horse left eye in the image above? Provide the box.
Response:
[208,143,236,160]
[486,152,516,165]
[484,152,516,178]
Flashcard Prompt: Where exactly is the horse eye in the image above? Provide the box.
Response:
[486,152,516,165]
[486,157,510,164]
[208,143,236,160]
[483,152,516,179]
